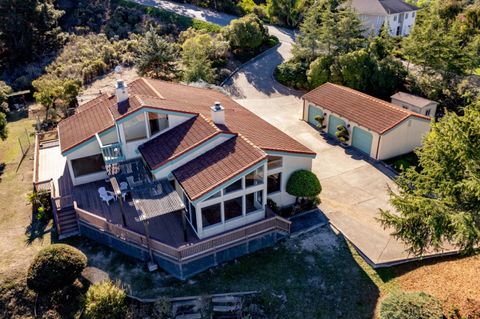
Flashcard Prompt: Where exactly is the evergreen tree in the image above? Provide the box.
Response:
[380,101,480,255]
[136,29,179,80]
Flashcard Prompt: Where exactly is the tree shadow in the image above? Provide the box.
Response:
[24,207,53,245]
[0,162,5,183]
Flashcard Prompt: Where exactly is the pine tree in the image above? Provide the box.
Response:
[379,101,480,255]
[136,28,179,80]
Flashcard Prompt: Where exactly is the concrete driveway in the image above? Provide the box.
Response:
[236,96,418,266]
[131,0,454,266]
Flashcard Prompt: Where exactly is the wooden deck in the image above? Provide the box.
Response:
[74,181,199,248]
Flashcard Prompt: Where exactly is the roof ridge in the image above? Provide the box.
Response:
[140,77,165,99]
[198,113,222,133]
[326,83,424,119]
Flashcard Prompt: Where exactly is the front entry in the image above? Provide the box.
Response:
[351,126,373,156]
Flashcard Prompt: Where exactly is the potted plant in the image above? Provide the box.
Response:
[314,115,326,130]
[335,125,350,146]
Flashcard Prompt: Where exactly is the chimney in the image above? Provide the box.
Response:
[210,101,225,125]
[115,79,128,103]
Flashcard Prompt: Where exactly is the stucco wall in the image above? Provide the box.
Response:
[386,11,417,36]
[266,152,314,207]
[377,118,431,160]
[391,98,438,117]
[66,139,107,186]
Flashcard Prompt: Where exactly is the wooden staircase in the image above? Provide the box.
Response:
[53,196,79,239]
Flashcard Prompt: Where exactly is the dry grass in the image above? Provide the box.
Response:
[393,255,480,318]
[0,111,52,283]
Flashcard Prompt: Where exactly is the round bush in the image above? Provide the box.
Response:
[27,244,87,294]
[380,291,443,319]
[286,170,322,198]
[84,280,127,319]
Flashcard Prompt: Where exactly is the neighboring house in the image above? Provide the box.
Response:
[390,91,438,118]
[44,77,315,279]
[302,83,431,160]
[349,0,420,36]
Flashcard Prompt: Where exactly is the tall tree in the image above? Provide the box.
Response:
[136,29,179,80]
[181,34,216,83]
[379,101,480,255]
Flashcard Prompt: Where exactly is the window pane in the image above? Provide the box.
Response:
[224,197,243,221]
[124,113,147,142]
[245,166,264,187]
[246,193,263,214]
[201,203,221,227]
[267,173,282,194]
[256,190,263,207]
[149,113,168,136]
[206,191,221,201]
[267,156,282,170]
[225,179,242,194]
[71,154,105,177]
[190,204,197,231]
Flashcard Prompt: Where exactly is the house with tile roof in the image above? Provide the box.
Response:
[45,77,315,278]
[349,0,420,36]
[303,83,431,160]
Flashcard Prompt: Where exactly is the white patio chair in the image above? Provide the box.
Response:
[98,187,115,205]
[119,182,129,200]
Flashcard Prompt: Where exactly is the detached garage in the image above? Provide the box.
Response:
[302,83,432,160]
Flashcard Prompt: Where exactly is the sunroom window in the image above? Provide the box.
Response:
[124,113,147,142]
[245,166,264,187]
[201,203,222,227]
[267,155,282,170]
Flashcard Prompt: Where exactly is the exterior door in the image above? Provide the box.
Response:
[351,126,373,156]
[307,105,323,126]
[327,115,346,137]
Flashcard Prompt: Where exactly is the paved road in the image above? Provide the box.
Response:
[132,0,453,266]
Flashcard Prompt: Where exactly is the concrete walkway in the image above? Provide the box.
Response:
[131,0,454,266]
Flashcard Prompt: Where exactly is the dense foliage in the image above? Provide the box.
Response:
[380,291,443,319]
[286,170,322,198]
[223,14,269,53]
[136,29,179,80]
[27,244,87,294]
[380,101,480,255]
[84,281,127,319]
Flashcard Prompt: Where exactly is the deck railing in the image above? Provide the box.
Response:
[74,202,291,262]
[33,131,60,191]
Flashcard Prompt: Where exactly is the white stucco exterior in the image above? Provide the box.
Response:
[390,97,438,118]
[303,100,431,160]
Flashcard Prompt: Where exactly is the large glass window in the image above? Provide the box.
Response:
[71,154,105,177]
[149,112,168,136]
[224,197,243,221]
[246,191,263,214]
[245,166,264,187]
[225,179,242,194]
[123,113,147,142]
[205,191,221,201]
[267,173,282,194]
[267,156,282,170]
[190,204,197,231]
[201,203,222,227]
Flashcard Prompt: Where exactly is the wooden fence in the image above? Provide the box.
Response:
[74,202,291,262]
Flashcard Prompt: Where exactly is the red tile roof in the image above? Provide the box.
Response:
[173,135,267,201]
[139,115,223,171]
[303,83,430,134]
[60,78,315,156]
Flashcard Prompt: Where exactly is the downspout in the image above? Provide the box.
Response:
[375,134,382,160]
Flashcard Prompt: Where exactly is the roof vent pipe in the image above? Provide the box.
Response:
[115,79,128,103]
[210,101,225,125]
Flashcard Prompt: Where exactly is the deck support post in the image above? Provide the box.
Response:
[142,219,158,271]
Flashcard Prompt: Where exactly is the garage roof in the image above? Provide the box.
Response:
[303,83,430,134]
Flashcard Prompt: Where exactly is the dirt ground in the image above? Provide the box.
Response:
[393,255,480,318]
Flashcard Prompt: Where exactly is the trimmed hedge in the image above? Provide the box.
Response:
[286,170,322,198]
[84,281,127,319]
[380,291,443,319]
[27,244,87,294]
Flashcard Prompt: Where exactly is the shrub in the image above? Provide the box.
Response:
[380,291,443,319]
[307,55,334,89]
[314,115,325,129]
[27,244,87,294]
[274,60,308,89]
[26,190,53,221]
[84,281,127,319]
[286,170,322,200]
[223,14,269,52]
[335,125,349,143]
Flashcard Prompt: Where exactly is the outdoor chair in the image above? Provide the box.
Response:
[98,187,115,205]
[119,182,129,200]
